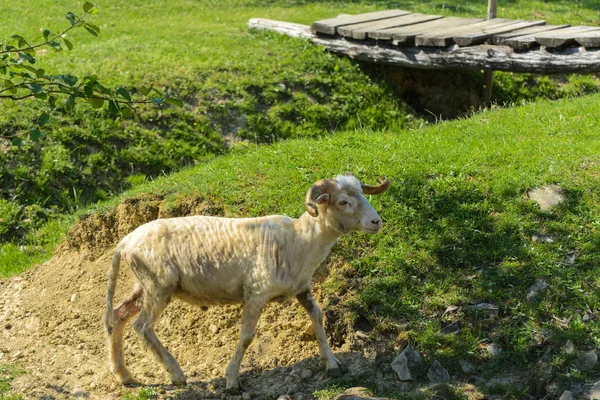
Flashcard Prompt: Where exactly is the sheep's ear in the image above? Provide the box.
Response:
[316,193,329,205]
[305,179,335,217]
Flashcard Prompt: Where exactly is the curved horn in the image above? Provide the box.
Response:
[361,177,390,195]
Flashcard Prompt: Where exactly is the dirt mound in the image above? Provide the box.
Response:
[0,194,398,400]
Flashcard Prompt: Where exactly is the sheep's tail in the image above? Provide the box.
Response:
[104,250,121,335]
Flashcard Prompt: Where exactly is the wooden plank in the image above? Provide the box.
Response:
[575,32,600,48]
[498,25,571,50]
[339,13,443,40]
[312,10,411,35]
[453,20,546,47]
[376,17,483,44]
[248,18,600,73]
[535,26,600,48]
[416,19,521,47]
[492,24,569,41]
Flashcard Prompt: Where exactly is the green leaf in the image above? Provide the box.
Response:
[58,74,78,86]
[151,98,164,105]
[42,29,51,41]
[83,2,94,12]
[36,68,45,78]
[48,41,62,51]
[18,53,35,64]
[27,83,43,94]
[29,128,45,141]
[108,100,119,115]
[65,95,76,112]
[94,82,111,95]
[165,97,183,107]
[121,107,133,118]
[48,95,56,108]
[139,86,150,96]
[86,97,104,108]
[38,112,50,126]
[83,84,94,96]
[66,12,77,26]
[11,136,23,146]
[116,87,131,101]
[63,38,73,51]
[83,23,99,37]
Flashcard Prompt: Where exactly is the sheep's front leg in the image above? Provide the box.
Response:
[296,289,348,376]
[225,296,267,392]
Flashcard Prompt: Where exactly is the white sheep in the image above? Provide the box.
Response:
[104,174,390,391]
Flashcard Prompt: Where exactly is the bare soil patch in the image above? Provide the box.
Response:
[0,194,402,400]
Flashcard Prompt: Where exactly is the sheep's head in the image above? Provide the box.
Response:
[305,174,390,234]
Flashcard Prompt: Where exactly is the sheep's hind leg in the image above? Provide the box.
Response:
[296,289,348,376]
[107,284,143,385]
[133,293,186,386]
[225,296,268,393]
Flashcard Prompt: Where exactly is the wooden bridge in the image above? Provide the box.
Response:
[248,10,600,73]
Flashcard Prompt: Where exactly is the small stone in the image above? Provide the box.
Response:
[528,185,565,210]
[440,320,461,335]
[4,323,11,330]
[242,392,251,400]
[12,351,23,359]
[70,293,77,302]
[65,369,72,375]
[209,324,219,334]
[459,359,475,373]
[563,340,575,355]
[427,360,450,383]
[442,305,459,317]
[354,330,369,340]
[576,350,597,371]
[277,396,293,400]
[487,344,502,357]
[300,369,313,379]
[527,279,549,301]
[559,390,573,400]
[391,344,423,381]
[0,352,4,360]
[531,233,556,243]
[342,387,371,397]
[77,343,84,350]
[301,323,316,341]
[588,381,600,400]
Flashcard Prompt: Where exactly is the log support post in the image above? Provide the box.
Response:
[483,0,498,106]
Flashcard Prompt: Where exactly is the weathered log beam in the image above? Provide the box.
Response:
[248,18,600,73]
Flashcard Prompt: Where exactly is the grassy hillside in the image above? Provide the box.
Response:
[10,91,599,398]
[2,0,600,267]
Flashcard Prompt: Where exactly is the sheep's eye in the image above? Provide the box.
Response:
[339,200,348,206]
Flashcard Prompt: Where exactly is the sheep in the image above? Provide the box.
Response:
[104,174,390,391]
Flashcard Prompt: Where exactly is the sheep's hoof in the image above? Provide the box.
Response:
[171,376,187,386]
[339,362,349,374]
[226,378,242,394]
[326,367,343,377]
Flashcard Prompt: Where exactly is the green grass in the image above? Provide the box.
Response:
[0,362,25,400]
[4,92,597,395]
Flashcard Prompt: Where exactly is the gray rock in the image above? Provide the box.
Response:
[559,390,574,400]
[300,369,313,379]
[470,303,499,317]
[531,233,556,243]
[440,320,461,335]
[576,350,598,371]
[587,381,600,400]
[487,343,502,357]
[391,344,422,381]
[242,392,252,400]
[527,279,549,301]
[563,340,575,355]
[427,360,450,383]
[528,185,565,210]
[334,387,391,399]
[459,359,475,374]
